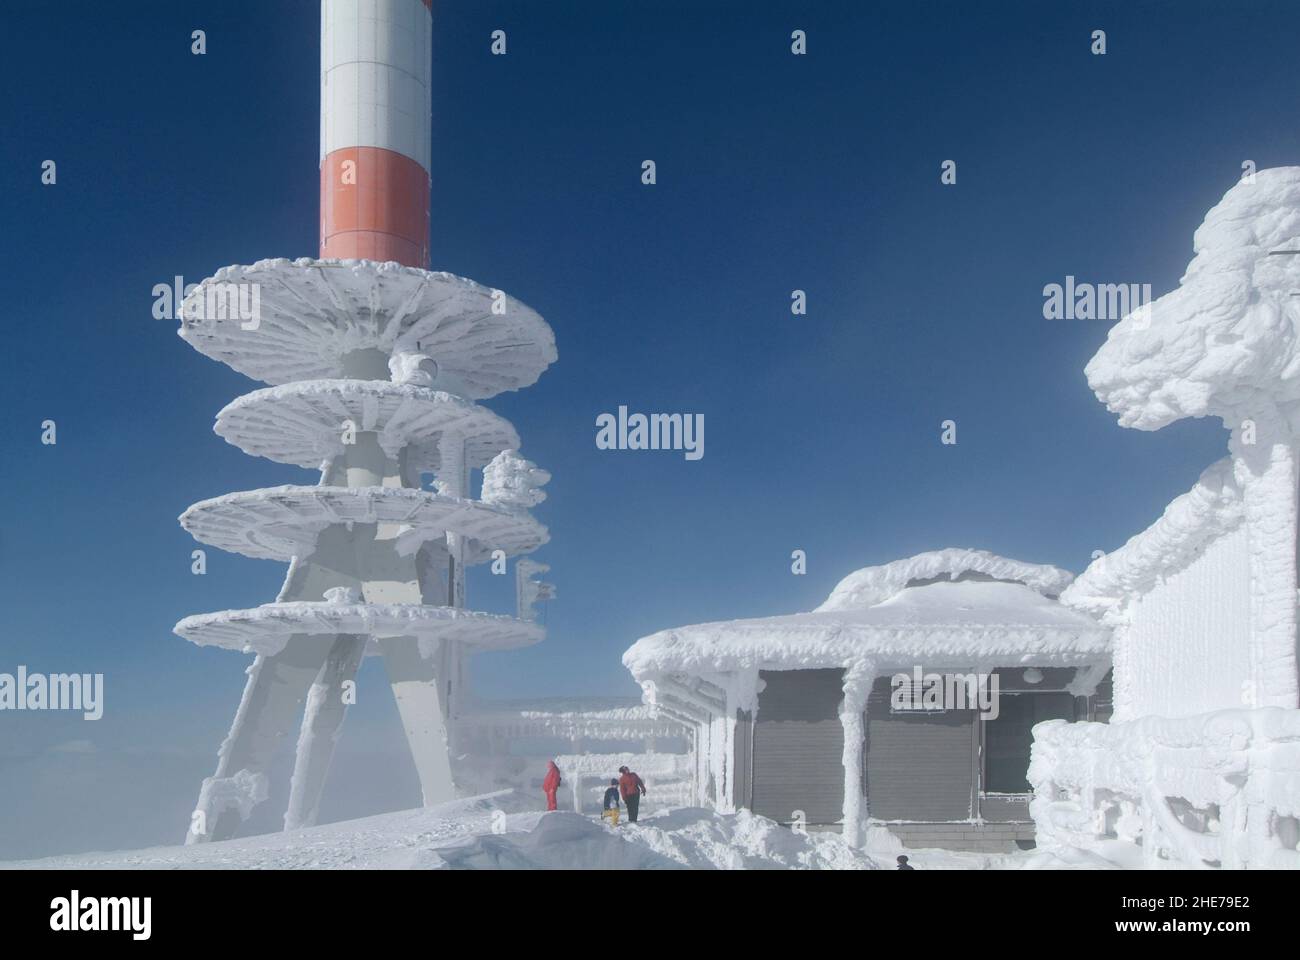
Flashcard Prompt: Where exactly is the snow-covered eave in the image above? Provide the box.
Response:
[624,622,1110,685]
[1061,457,1244,623]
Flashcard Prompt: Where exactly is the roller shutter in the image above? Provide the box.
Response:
[751,669,845,825]
[864,676,977,821]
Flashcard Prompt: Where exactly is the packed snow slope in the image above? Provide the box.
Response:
[0,793,878,871]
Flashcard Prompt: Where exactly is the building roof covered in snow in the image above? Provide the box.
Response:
[624,549,1110,680]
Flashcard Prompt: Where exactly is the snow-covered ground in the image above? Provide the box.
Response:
[857,823,1130,871]
[0,789,1143,870]
[1,793,883,871]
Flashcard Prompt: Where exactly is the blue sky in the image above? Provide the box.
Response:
[2,0,1297,857]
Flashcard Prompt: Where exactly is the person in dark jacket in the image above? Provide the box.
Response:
[896,855,914,870]
[601,779,621,826]
[618,765,646,823]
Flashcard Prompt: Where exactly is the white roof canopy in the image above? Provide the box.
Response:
[624,549,1110,680]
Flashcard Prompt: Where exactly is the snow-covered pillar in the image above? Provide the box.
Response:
[735,669,760,716]
[702,712,712,806]
[284,629,367,830]
[439,433,469,609]
[1109,622,1136,722]
[333,421,458,809]
[1240,771,1275,869]
[1221,787,1248,870]
[710,710,727,810]
[187,648,318,843]
[381,636,456,805]
[717,677,737,813]
[839,661,875,847]
[1140,796,1160,868]
[1231,412,1300,709]
[433,431,469,748]
[732,669,760,811]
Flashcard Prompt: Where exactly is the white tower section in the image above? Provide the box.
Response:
[320,0,433,266]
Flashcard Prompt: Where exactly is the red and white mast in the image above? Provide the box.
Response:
[320,0,433,266]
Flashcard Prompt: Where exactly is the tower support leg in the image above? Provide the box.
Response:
[381,636,457,805]
[188,539,363,844]
[187,634,330,843]
[284,633,368,831]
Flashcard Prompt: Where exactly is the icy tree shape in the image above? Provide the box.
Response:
[1085,166,1300,708]
[482,450,551,510]
[1086,169,1300,431]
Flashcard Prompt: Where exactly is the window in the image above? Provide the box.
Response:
[981,692,1073,794]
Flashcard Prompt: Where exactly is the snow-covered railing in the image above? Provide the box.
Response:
[555,752,692,813]
[1029,708,1300,869]
[458,697,688,742]
[556,752,690,779]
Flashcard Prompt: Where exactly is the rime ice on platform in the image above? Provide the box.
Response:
[1031,168,1300,869]
[177,0,555,844]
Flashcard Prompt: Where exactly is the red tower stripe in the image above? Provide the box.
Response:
[320,146,430,267]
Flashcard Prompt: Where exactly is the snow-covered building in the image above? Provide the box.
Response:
[1029,168,1300,869]
[624,549,1111,851]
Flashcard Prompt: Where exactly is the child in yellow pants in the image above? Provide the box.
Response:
[601,778,621,826]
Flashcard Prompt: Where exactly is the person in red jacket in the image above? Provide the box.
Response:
[618,765,646,823]
[542,760,562,811]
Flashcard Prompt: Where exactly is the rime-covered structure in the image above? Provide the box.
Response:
[175,0,556,842]
[625,549,1111,851]
[1030,168,1300,869]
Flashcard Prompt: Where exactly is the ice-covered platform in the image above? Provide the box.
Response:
[180,485,547,562]
[174,601,543,656]
[178,258,557,397]
[215,380,520,471]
